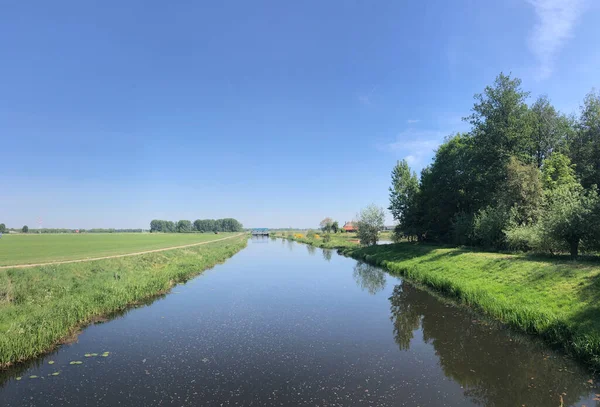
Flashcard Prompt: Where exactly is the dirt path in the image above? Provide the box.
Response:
[0,233,246,269]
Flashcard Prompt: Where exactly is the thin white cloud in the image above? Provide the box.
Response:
[527,0,586,80]
[381,129,446,171]
[407,119,420,124]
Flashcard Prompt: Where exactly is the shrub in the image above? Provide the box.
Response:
[323,233,332,243]
[473,205,508,249]
[505,223,541,252]
[306,230,316,239]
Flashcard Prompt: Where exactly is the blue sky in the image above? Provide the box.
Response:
[2,0,599,229]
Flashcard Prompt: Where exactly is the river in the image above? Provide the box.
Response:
[1,238,598,406]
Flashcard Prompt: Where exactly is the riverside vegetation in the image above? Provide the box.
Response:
[279,73,600,369]
[0,234,247,367]
[278,232,600,369]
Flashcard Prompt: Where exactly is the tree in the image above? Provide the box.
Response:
[356,204,385,246]
[331,221,339,233]
[164,221,176,233]
[539,185,600,259]
[528,95,571,168]
[0,224,5,233]
[416,134,478,241]
[466,73,533,207]
[319,217,333,234]
[541,152,577,191]
[177,220,192,233]
[570,90,600,189]
[388,159,419,232]
[22,225,28,233]
[499,157,543,225]
[150,219,163,233]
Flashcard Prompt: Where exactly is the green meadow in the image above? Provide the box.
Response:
[0,235,247,367]
[0,232,239,266]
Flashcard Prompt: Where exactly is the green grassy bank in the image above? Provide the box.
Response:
[0,235,247,367]
[280,233,600,369]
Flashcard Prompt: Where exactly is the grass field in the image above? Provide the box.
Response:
[279,232,600,369]
[0,234,247,367]
[0,233,239,266]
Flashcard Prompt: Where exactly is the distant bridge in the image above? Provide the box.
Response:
[251,228,270,237]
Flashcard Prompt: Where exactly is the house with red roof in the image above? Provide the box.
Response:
[342,221,357,233]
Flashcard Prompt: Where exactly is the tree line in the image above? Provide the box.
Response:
[149,218,243,233]
[389,73,600,258]
[0,224,145,233]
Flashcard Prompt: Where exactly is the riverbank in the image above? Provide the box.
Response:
[0,235,247,368]
[278,233,600,369]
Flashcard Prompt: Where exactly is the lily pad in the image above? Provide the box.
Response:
[15,377,21,381]
[69,361,83,365]
[51,372,60,376]
[101,352,110,357]
[48,361,55,365]
[29,375,38,379]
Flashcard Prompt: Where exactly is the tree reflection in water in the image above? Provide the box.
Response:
[306,244,316,256]
[352,261,386,295]
[388,282,594,407]
[322,248,333,262]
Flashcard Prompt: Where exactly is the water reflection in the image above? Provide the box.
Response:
[322,248,333,262]
[352,261,387,295]
[306,244,316,256]
[389,282,595,407]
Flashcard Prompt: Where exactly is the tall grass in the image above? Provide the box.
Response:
[0,236,247,367]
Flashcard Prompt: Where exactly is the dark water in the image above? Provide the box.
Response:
[1,238,599,406]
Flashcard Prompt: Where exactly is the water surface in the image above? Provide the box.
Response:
[1,238,599,406]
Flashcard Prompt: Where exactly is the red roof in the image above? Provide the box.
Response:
[343,221,357,231]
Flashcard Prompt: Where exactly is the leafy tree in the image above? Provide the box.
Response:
[528,95,571,168]
[570,90,600,189]
[539,185,600,259]
[356,204,385,246]
[388,159,419,233]
[319,217,333,234]
[331,221,339,233]
[22,225,28,233]
[150,219,163,232]
[417,134,478,241]
[466,73,532,205]
[541,152,578,191]
[0,224,5,233]
[499,157,544,225]
[164,221,176,233]
[177,220,193,233]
